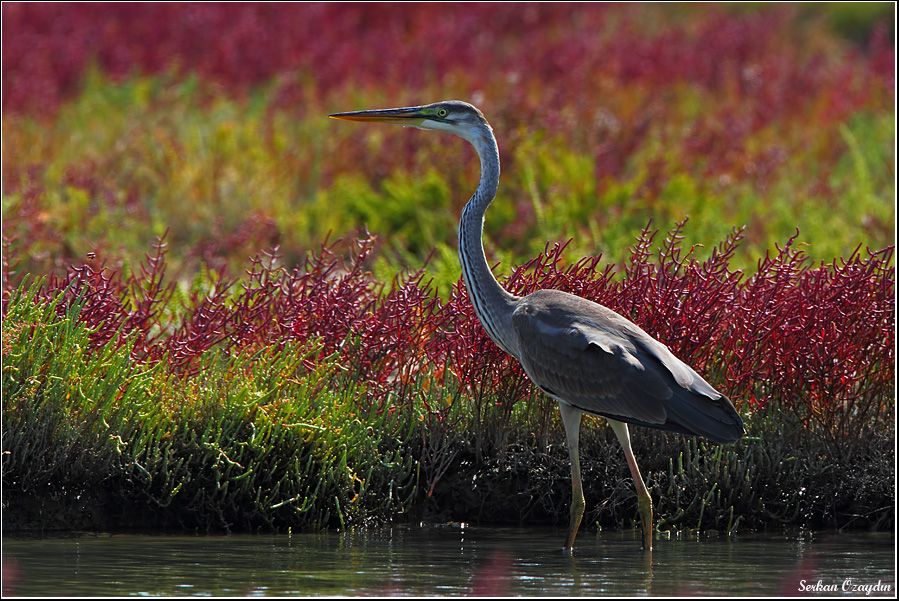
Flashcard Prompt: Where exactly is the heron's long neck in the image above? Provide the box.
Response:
[459,124,519,357]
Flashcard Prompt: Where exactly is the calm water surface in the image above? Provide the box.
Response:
[3,527,895,596]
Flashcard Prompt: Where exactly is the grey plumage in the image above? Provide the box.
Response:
[512,289,744,443]
[330,99,745,553]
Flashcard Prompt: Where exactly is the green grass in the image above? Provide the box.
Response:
[3,279,892,533]
[4,72,894,296]
[2,282,417,531]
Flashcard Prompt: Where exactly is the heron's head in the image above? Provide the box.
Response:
[330,100,490,144]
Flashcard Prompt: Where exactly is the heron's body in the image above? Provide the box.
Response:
[331,100,744,552]
[513,289,743,442]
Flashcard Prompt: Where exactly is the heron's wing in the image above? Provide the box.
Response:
[511,292,744,442]
[512,306,673,424]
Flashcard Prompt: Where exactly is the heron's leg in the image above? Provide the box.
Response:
[607,419,653,551]
[559,402,584,552]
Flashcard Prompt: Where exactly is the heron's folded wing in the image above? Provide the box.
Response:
[513,311,672,424]
[635,335,722,399]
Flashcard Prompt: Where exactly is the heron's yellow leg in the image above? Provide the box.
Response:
[608,419,654,551]
[560,403,584,552]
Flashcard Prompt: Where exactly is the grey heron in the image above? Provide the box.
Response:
[330,100,745,552]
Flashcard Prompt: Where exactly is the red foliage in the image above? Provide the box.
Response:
[36,239,173,355]
[17,225,893,442]
[4,4,891,126]
[721,237,895,440]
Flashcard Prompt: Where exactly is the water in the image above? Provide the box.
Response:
[2,527,894,596]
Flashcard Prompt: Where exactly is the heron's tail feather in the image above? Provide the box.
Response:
[664,388,744,443]
[598,390,744,443]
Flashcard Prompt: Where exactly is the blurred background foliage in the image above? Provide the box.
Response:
[2,3,894,296]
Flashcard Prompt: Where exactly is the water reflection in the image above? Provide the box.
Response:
[2,527,895,596]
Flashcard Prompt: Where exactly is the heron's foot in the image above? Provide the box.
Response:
[564,492,586,551]
[638,493,653,551]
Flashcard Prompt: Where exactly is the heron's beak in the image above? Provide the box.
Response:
[329,106,427,127]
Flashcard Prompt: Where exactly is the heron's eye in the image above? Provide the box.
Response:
[436,108,448,118]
